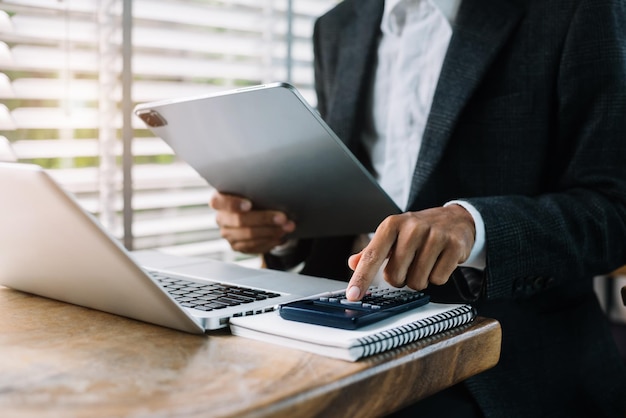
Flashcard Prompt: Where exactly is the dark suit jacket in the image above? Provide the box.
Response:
[268,0,626,415]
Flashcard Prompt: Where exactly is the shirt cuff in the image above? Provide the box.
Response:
[444,200,486,270]
[269,238,299,257]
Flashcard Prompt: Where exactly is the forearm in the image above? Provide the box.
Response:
[468,189,626,300]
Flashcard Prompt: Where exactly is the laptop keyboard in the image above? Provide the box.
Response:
[149,272,281,312]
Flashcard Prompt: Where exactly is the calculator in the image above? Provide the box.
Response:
[278,287,430,330]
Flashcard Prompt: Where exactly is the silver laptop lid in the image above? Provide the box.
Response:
[0,162,204,334]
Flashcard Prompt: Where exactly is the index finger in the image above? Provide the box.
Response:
[209,190,252,212]
[346,229,397,301]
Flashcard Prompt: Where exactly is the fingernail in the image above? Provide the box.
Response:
[240,200,252,211]
[273,214,286,224]
[283,221,295,232]
[346,286,361,300]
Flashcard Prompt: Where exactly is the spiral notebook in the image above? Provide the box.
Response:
[229,302,476,361]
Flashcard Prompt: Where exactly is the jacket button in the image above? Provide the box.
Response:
[533,276,546,290]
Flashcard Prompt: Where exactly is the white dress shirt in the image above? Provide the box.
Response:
[360,0,486,270]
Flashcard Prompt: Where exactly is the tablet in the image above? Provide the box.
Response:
[134,82,400,239]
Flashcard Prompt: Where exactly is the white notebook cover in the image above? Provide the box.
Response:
[229,302,476,361]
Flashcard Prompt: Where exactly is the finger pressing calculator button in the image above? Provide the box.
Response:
[340,299,362,306]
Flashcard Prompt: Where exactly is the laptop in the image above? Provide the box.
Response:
[134,82,401,238]
[0,162,346,334]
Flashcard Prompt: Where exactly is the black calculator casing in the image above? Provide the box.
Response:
[278,295,431,330]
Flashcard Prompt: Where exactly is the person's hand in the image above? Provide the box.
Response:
[209,191,296,254]
[345,205,475,300]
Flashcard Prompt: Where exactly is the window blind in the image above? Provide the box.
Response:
[0,0,336,265]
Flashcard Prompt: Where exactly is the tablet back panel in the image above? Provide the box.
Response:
[135,83,400,238]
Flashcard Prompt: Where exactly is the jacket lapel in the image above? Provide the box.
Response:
[407,0,525,206]
[325,0,384,150]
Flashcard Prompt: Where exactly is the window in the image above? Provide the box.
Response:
[0,0,336,266]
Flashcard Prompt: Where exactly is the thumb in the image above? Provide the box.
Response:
[348,252,361,271]
[210,191,252,212]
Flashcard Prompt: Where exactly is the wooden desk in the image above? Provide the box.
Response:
[0,287,501,418]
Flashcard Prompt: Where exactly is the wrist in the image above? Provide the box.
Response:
[444,200,486,270]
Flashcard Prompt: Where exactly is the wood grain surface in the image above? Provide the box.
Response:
[0,286,501,418]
